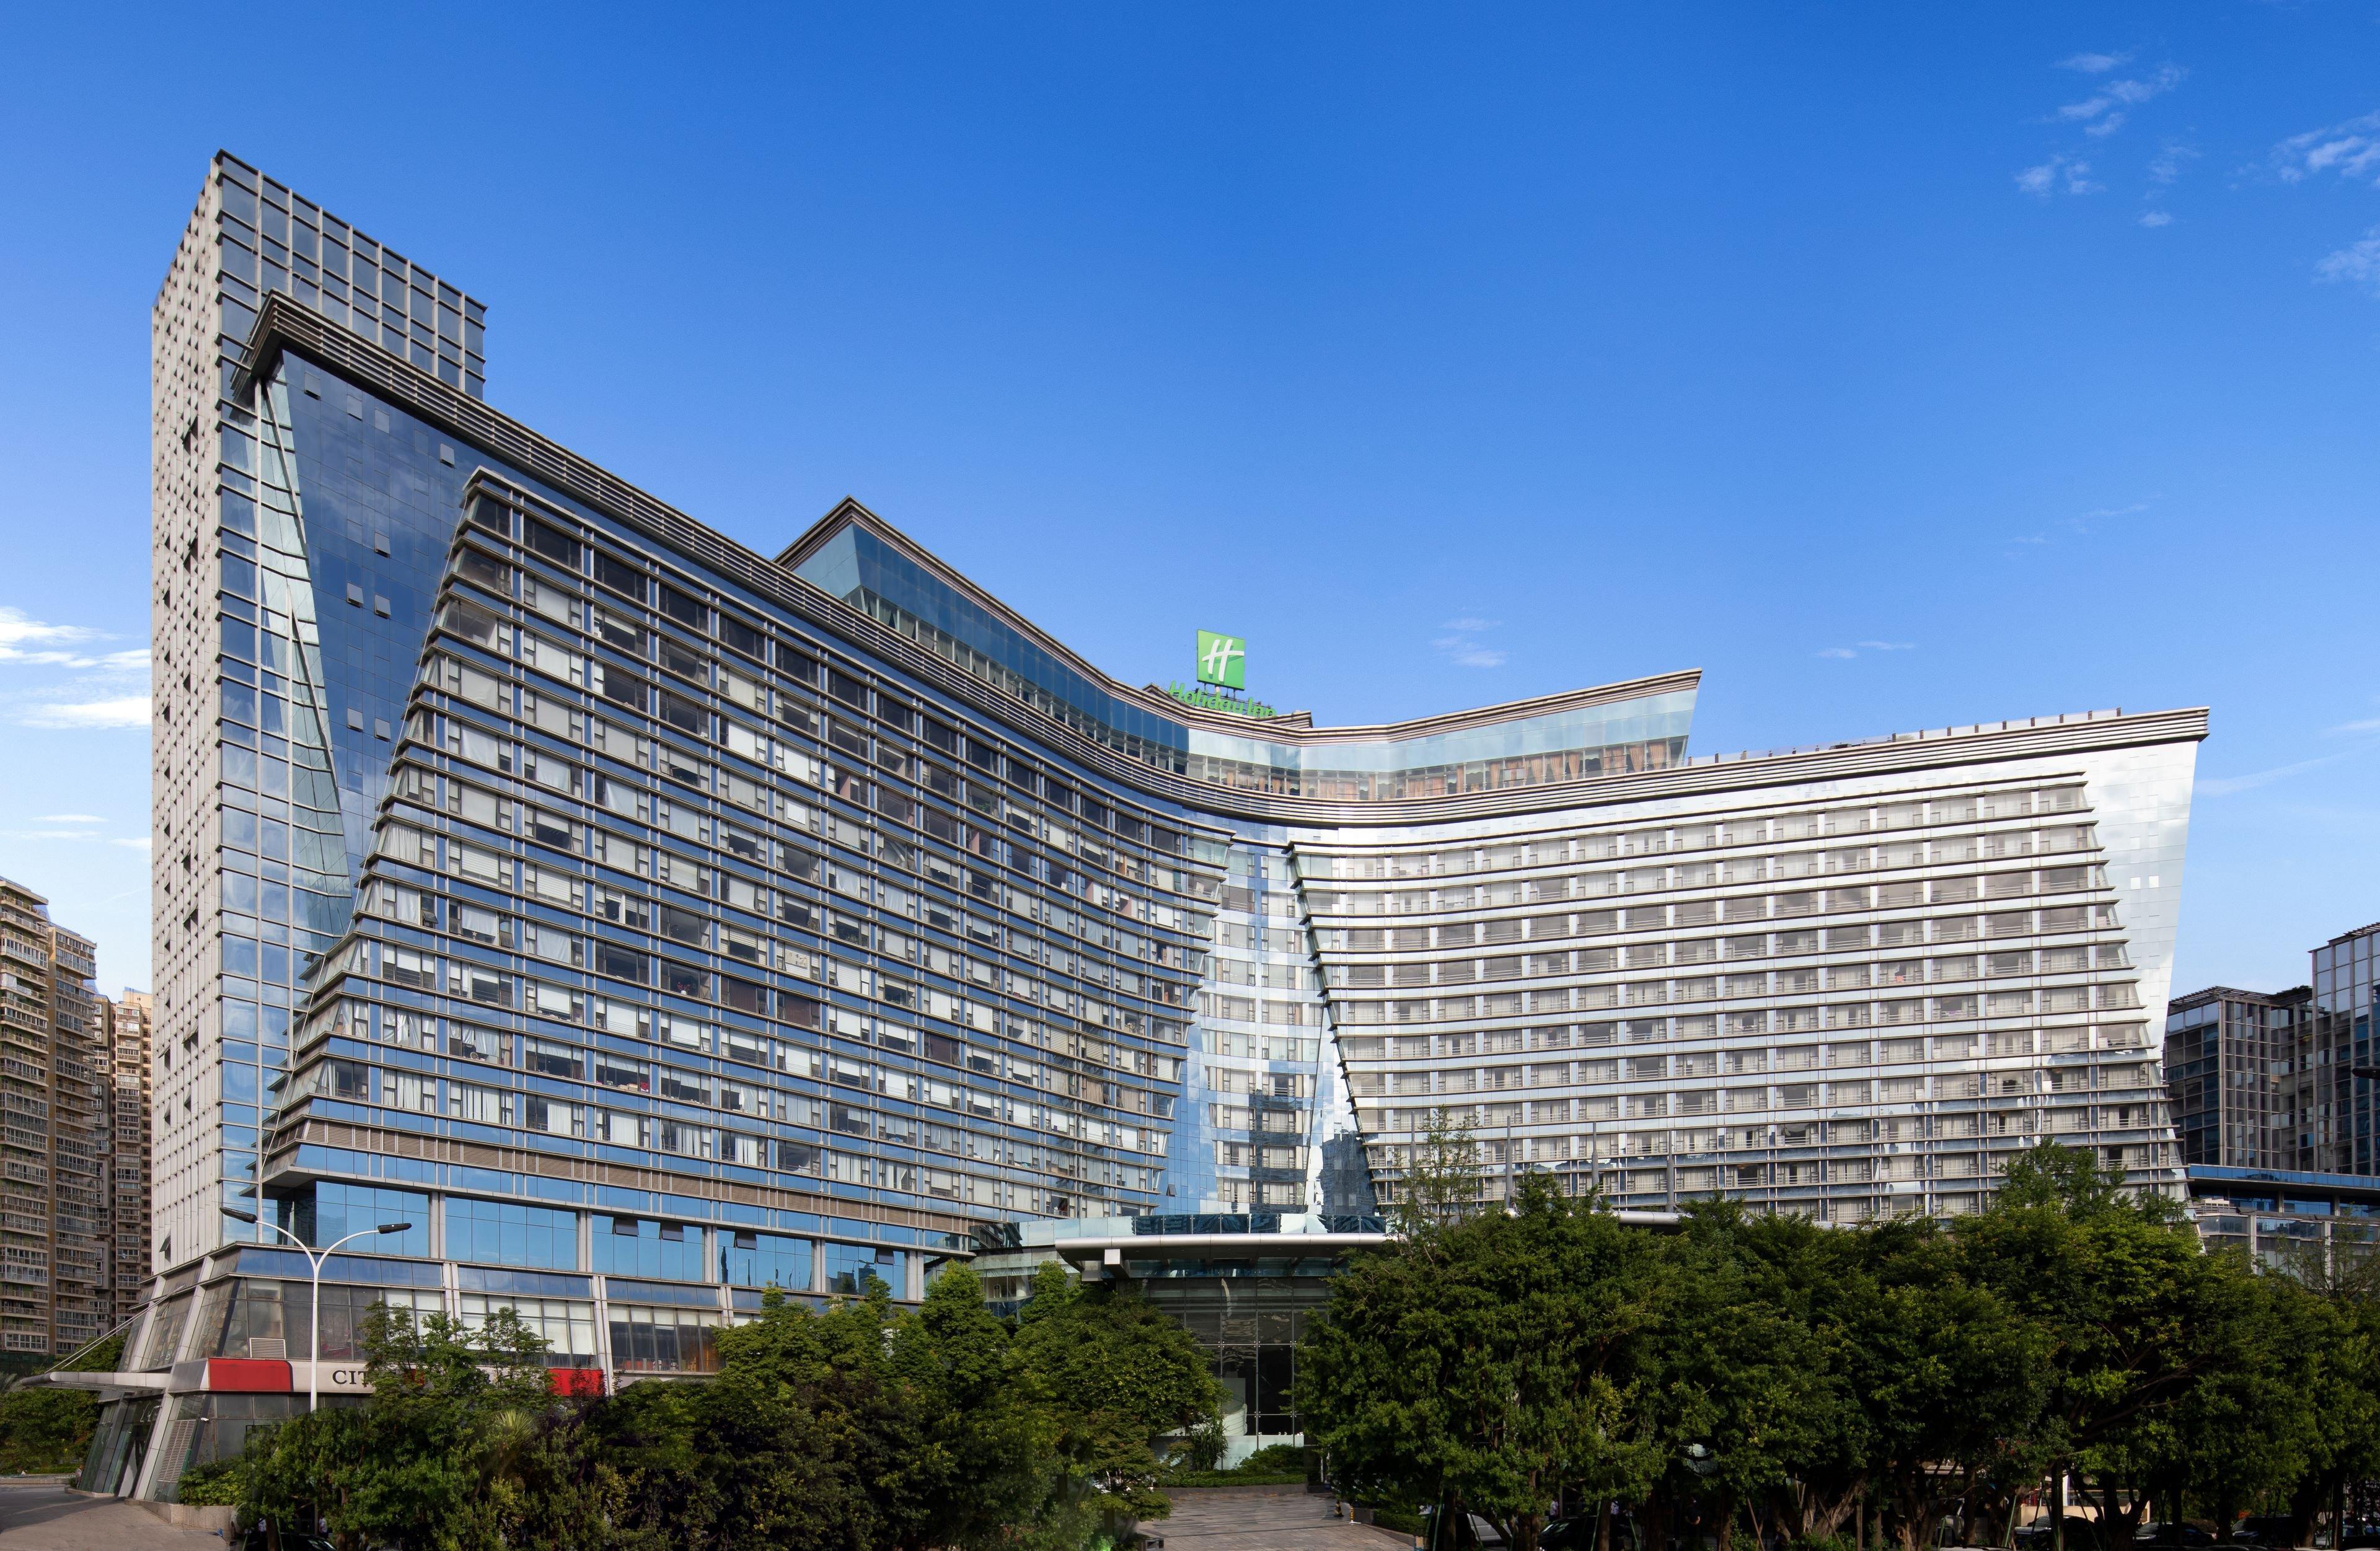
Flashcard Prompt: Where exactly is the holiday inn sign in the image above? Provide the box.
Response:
[1165,630,1277,719]
[1194,630,1245,689]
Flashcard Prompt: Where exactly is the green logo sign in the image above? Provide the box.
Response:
[1195,630,1246,689]
[1164,682,1279,719]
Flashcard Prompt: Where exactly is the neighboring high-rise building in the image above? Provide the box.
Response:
[2162,985,2311,1170]
[0,877,112,1355]
[102,993,154,1325]
[2170,921,2380,1180]
[2311,921,2379,1175]
[81,151,2205,1498]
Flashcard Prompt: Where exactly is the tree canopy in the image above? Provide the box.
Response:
[1298,1143,2380,1551]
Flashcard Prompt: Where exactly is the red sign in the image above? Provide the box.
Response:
[548,1367,605,1397]
[206,1358,293,1393]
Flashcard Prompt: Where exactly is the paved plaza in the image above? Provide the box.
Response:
[1143,1485,1417,1550]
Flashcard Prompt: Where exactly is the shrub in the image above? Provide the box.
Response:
[175,1459,243,1507]
[1239,1444,1310,1478]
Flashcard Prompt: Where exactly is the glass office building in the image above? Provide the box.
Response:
[73,153,2207,1496]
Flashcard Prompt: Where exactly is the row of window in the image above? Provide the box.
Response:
[1342,943,2133,992]
[334,995,1178,1092]
[1362,1060,2156,1103]
[307,1039,1169,1154]
[1311,863,2105,918]
[1302,788,2093,878]
[1366,1106,2159,1154]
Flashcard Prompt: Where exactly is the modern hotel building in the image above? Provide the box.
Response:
[70,152,2204,1496]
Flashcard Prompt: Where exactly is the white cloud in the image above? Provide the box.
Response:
[0,608,97,650]
[1856,640,1915,652]
[2138,211,2174,229]
[0,609,151,672]
[2017,154,2102,197]
[2105,66,2185,105]
[2148,144,2197,185]
[37,814,104,824]
[2058,51,2130,74]
[2273,111,2380,185]
[2009,499,2154,553]
[2200,752,2351,798]
[2317,229,2380,296]
[109,837,153,852]
[1433,620,1506,669]
[1434,638,1507,669]
[2327,717,2380,736]
[22,696,151,729]
[2054,63,2184,139]
[1817,648,1858,660]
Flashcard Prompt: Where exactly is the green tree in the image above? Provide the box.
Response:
[0,1331,127,1474]
[1957,1145,2234,1551]
[1390,1112,1489,1237]
[590,1280,920,1550]
[1635,1203,1835,1551]
[235,1304,566,1551]
[1012,1260,1220,1530]
[2269,1259,2380,1546]
[1841,1221,2049,1550]
[588,1263,1163,1551]
[1302,1172,1666,1551]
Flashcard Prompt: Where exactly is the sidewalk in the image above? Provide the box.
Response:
[0,1481,226,1550]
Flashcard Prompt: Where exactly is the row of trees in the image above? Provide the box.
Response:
[200,1262,1215,1551]
[1299,1136,2380,1551]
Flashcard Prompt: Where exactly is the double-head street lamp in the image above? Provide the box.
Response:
[221,1206,411,1412]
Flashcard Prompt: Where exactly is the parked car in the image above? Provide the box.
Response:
[2134,1524,2216,1548]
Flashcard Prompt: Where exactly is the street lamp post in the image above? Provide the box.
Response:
[221,1206,412,1412]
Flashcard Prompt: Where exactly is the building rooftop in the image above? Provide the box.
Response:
[2169,984,2314,1013]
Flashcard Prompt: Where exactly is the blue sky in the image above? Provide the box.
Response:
[1,5,2375,996]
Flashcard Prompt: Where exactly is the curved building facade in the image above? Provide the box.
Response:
[80,153,2203,1497]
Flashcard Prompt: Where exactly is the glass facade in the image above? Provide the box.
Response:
[2312,922,2379,1174]
[2162,987,2309,1170]
[792,521,1693,799]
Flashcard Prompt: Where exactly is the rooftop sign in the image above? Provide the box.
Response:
[1194,630,1245,689]
[1168,630,1277,718]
